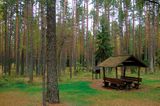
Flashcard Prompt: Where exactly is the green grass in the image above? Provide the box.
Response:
[60,81,98,106]
[0,77,41,93]
[0,71,160,106]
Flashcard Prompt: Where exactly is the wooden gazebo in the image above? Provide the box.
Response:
[98,55,148,89]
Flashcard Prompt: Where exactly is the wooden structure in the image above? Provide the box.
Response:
[98,55,148,90]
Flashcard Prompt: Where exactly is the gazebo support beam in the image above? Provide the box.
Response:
[138,67,140,79]
[103,67,105,79]
[137,67,141,89]
[116,67,118,78]
[123,66,126,77]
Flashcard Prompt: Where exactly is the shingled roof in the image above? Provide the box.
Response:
[98,55,147,68]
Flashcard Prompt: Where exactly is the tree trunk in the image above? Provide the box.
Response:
[28,0,33,82]
[69,48,73,79]
[85,0,89,71]
[4,3,9,75]
[144,5,150,73]
[123,1,129,54]
[24,0,29,76]
[21,2,26,76]
[16,0,20,75]
[81,1,85,69]
[8,6,13,75]
[72,0,77,75]
[132,0,135,56]
[149,3,155,73]
[118,0,124,55]
[46,0,60,103]
[40,0,46,105]
[0,21,4,73]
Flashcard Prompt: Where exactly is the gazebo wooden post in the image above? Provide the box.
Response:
[116,67,118,78]
[103,67,105,79]
[138,67,140,83]
[123,66,126,77]
[99,70,101,79]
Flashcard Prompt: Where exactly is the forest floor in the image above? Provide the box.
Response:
[0,70,160,106]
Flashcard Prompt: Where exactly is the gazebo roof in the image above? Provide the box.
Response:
[98,55,147,68]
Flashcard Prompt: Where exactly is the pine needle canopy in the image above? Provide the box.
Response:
[98,55,148,68]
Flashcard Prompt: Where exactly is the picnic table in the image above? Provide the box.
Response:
[103,77,125,89]
[121,78,133,89]
[121,76,142,89]
[103,77,142,90]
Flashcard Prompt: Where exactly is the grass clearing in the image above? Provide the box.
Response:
[0,71,160,106]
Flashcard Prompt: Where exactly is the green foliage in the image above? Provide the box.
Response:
[124,0,131,6]
[118,0,124,23]
[136,0,145,13]
[95,15,112,63]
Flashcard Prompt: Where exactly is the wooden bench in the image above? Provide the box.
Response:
[121,76,142,89]
[134,83,141,89]
[121,76,142,82]
[103,77,125,89]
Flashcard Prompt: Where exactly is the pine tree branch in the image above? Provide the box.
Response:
[145,0,160,5]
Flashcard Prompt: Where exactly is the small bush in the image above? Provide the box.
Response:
[0,80,7,87]
[0,76,25,88]
[0,77,10,87]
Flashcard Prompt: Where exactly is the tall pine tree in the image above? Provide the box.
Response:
[95,15,112,64]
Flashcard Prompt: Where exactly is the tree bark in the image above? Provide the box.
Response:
[40,0,46,105]
[118,0,124,55]
[149,3,155,73]
[46,0,60,103]
[16,0,20,75]
[132,0,135,56]
[28,0,33,82]
[4,3,9,75]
